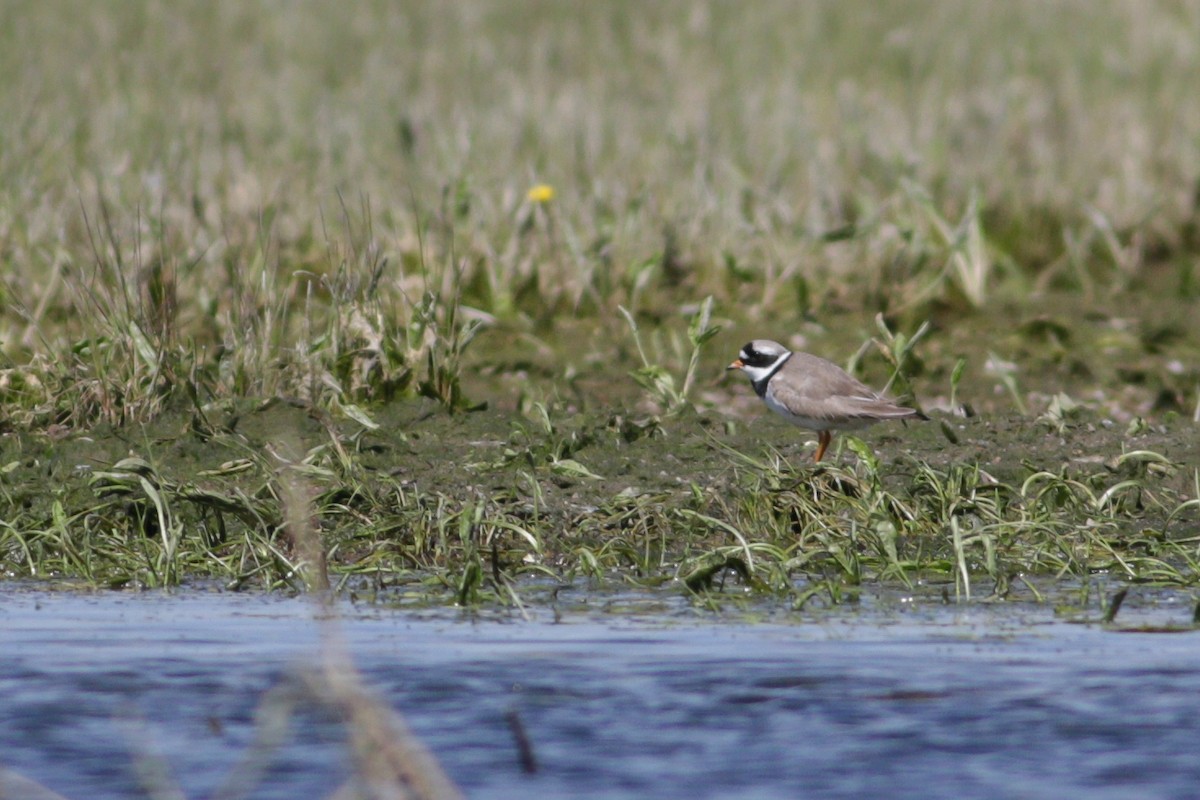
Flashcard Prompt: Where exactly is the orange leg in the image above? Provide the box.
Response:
[814,430,832,462]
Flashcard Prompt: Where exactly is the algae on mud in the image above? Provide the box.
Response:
[2,382,1197,599]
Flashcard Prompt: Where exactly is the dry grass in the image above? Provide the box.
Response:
[3,4,1200,410]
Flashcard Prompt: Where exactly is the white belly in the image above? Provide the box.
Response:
[763,390,876,432]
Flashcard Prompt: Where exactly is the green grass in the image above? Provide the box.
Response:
[1,397,1197,602]
[1,2,1199,599]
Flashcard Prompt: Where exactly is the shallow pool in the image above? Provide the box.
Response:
[2,585,1199,799]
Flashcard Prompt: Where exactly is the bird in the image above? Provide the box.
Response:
[727,339,927,462]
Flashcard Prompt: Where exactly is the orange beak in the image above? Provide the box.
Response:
[726,359,745,371]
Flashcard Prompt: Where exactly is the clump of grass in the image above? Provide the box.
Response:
[885,183,1004,312]
[0,193,488,433]
[848,314,930,406]
[619,295,720,414]
[705,433,1200,605]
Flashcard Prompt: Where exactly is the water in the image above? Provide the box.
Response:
[2,586,1200,799]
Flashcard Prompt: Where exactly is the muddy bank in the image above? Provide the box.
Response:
[1,389,1196,594]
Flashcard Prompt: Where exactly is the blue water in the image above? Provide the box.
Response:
[2,586,1199,799]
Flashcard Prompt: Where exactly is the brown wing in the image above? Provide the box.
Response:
[771,353,923,423]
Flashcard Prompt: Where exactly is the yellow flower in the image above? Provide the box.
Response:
[526,184,555,203]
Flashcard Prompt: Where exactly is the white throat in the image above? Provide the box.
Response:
[741,351,791,384]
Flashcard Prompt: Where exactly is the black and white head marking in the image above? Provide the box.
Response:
[735,340,792,397]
